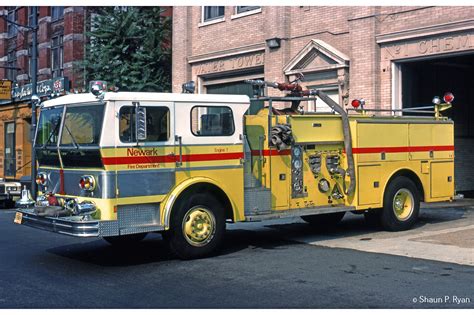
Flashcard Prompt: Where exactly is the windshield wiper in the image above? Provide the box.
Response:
[62,124,80,150]
[41,120,62,149]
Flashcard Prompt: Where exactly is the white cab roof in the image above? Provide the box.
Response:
[41,92,250,108]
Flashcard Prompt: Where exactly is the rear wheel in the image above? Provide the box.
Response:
[166,193,225,259]
[103,233,148,246]
[380,176,420,231]
[301,212,345,227]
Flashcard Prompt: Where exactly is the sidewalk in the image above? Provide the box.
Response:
[289,205,474,266]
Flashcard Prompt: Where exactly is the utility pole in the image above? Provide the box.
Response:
[1,8,38,198]
[30,7,38,199]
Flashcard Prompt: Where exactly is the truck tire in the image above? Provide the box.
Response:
[103,233,148,246]
[380,176,420,231]
[166,193,225,259]
[301,212,345,227]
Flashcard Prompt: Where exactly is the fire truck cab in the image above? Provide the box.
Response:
[14,81,455,259]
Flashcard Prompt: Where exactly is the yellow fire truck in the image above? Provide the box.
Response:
[14,80,455,259]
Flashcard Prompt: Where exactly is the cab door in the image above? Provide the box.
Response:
[113,101,175,230]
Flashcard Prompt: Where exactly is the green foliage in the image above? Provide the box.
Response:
[84,7,171,92]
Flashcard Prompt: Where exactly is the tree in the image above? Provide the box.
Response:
[84,7,171,92]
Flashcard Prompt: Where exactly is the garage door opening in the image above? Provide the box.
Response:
[399,53,474,194]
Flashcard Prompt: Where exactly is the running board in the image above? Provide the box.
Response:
[244,205,356,222]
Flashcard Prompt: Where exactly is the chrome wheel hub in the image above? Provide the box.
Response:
[392,188,414,221]
[182,206,216,247]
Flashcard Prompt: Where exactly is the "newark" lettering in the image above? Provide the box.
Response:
[127,148,160,156]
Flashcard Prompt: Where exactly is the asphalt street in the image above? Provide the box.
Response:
[0,206,473,309]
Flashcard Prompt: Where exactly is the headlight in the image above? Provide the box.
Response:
[36,172,48,186]
[79,175,96,191]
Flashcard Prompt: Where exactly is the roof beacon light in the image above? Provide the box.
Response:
[89,80,107,97]
[443,92,454,104]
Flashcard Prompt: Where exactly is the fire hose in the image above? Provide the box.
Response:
[271,124,293,151]
[245,79,356,196]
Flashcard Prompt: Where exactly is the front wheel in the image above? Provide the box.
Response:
[380,176,420,231]
[166,193,225,259]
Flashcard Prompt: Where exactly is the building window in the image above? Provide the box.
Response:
[307,85,340,113]
[51,6,64,21]
[51,35,64,78]
[7,7,18,38]
[236,6,260,14]
[203,6,225,22]
[28,44,38,80]
[4,122,16,178]
[7,51,17,81]
[28,7,39,27]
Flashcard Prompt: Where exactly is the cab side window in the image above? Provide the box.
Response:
[191,106,234,136]
[119,106,170,143]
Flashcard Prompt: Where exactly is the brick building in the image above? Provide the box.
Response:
[0,6,87,180]
[172,6,474,192]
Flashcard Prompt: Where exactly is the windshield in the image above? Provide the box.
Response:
[61,105,104,147]
[36,106,63,147]
[35,103,105,168]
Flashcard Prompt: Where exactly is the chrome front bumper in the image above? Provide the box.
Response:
[14,203,165,238]
[14,208,100,237]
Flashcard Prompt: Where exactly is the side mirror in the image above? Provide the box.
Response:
[134,103,147,141]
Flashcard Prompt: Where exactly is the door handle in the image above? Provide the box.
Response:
[175,135,182,167]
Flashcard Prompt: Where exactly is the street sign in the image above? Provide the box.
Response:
[0,80,12,100]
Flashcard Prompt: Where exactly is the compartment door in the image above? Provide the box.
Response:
[358,164,382,206]
[431,162,454,198]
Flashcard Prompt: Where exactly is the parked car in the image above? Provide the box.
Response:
[0,179,22,208]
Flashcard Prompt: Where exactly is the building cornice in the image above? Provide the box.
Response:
[376,19,474,44]
[64,33,84,42]
[188,43,266,64]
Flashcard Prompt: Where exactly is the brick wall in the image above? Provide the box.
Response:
[0,6,87,89]
[172,6,474,109]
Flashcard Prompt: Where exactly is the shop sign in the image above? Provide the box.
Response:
[0,80,12,100]
[12,77,69,101]
[196,52,265,75]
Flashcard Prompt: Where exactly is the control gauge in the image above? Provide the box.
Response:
[293,159,302,169]
[293,147,302,157]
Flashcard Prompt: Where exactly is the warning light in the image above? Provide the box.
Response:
[443,92,454,104]
[351,98,365,109]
